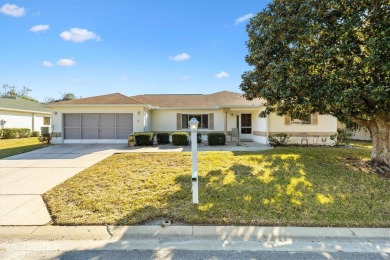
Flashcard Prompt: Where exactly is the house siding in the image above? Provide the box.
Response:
[269,113,337,144]
[0,110,50,132]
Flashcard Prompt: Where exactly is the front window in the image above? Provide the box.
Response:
[291,115,311,125]
[43,117,51,125]
[182,114,209,129]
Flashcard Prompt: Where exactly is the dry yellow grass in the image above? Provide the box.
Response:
[44,142,389,227]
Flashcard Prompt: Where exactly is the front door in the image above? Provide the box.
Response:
[240,114,252,140]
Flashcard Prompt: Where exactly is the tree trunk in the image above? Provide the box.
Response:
[369,116,390,167]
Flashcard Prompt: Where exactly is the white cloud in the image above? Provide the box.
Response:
[169,52,190,62]
[214,71,230,79]
[42,61,53,67]
[60,28,101,43]
[181,75,189,80]
[0,4,25,17]
[30,24,50,33]
[57,59,76,66]
[234,13,254,25]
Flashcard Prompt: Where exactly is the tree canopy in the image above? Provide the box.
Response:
[0,84,38,102]
[241,0,389,166]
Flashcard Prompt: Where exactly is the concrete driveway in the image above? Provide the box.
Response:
[0,144,127,225]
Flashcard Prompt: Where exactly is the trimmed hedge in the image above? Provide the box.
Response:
[31,131,40,137]
[134,132,154,146]
[1,128,31,139]
[207,133,226,146]
[157,133,170,144]
[172,132,189,146]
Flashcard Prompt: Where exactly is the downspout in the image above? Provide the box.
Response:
[32,113,35,131]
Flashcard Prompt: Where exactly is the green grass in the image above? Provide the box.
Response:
[44,141,389,227]
[0,137,48,159]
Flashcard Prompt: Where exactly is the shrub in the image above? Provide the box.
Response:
[134,132,154,146]
[197,133,202,144]
[330,128,352,146]
[31,131,40,137]
[172,132,189,146]
[1,128,31,139]
[38,133,51,144]
[207,133,226,146]
[128,134,135,146]
[268,133,291,147]
[157,133,170,144]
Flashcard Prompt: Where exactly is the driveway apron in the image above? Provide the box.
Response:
[0,144,125,225]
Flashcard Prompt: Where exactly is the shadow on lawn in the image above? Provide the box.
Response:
[0,144,47,159]
[115,151,349,227]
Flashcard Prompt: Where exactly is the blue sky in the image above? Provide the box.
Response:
[0,1,270,101]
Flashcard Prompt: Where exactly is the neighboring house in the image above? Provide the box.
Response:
[0,97,51,133]
[47,91,337,144]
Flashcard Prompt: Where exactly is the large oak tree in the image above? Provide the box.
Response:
[240,0,390,167]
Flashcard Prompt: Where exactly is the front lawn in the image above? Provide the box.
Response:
[0,137,47,159]
[44,142,389,227]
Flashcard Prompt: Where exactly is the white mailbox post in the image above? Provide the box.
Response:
[189,117,199,204]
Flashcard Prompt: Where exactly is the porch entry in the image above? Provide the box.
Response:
[236,113,252,140]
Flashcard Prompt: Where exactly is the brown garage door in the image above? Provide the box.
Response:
[64,113,133,140]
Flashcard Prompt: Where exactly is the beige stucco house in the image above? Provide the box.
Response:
[0,97,51,133]
[47,91,338,145]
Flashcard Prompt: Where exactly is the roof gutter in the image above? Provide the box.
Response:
[45,104,151,108]
[0,107,51,114]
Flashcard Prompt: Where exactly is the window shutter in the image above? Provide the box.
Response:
[209,113,214,130]
[176,113,182,130]
[311,113,318,125]
[284,115,291,125]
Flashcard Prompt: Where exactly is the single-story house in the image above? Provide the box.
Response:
[0,97,51,133]
[47,91,338,145]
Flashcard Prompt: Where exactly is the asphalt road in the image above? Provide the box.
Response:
[1,250,388,260]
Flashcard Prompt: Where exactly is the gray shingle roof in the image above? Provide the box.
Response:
[131,91,264,108]
[0,97,50,113]
[47,93,144,105]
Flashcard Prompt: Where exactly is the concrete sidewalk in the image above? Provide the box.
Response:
[0,225,389,241]
[0,226,389,256]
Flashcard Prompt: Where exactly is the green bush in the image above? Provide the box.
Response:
[38,133,51,144]
[268,133,291,147]
[330,128,352,146]
[134,132,154,146]
[156,133,170,144]
[207,133,226,146]
[31,131,40,137]
[128,134,135,146]
[172,132,189,146]
[1,128,31,139]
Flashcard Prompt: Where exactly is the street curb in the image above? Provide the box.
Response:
[0,226,389,241]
